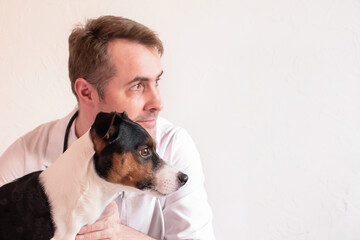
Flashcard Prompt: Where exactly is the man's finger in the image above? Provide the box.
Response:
[78,216,120,234]
[77,222,102,235]
[75,228,112,240]
[98,201,119,219]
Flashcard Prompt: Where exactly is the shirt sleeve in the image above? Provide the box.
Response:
[0,137,27,186]
[162,128,216,240]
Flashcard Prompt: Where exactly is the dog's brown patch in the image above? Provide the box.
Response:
[145,137,156,149]
[106,152,154,187]
[90,130,106,154]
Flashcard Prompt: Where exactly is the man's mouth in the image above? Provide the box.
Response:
[136,119,157,129]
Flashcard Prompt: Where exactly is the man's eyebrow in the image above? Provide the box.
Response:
[127,70,164,85]
[157,70,164,79]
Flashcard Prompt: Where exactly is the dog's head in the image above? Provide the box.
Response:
[89,112,188,196]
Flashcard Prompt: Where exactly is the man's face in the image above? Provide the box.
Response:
[96,39,163,138]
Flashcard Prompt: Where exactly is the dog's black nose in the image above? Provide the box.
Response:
[178,173,188,186]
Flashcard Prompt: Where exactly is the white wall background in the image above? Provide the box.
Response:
[1,0,360,239]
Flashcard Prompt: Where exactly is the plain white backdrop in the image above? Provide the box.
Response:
[1,1,360,239]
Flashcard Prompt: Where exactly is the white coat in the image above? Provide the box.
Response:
[0,108,215,240]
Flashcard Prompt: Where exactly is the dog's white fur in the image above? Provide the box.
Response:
[153,165,185,196]
[39,131,131,240]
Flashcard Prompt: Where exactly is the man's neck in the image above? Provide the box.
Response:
[75,111,94,138]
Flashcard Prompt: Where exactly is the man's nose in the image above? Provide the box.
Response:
[144,86,163,112]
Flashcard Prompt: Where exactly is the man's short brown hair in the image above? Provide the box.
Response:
[68,15,163,99]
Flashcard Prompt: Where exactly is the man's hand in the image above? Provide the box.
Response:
[75,201,121,240]
[75,200,156,240]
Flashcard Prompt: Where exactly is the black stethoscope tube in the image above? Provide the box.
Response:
[63,110,79,153]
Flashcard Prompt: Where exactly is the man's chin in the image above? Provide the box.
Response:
[147,128,157,139]
[137,124,156,139]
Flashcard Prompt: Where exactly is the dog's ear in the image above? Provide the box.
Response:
[120,111,129,119]
[92,112,121,142]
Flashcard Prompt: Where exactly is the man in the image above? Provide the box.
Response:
[0,16,215,239]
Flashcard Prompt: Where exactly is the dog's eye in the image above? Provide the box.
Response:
[140,148,151,157]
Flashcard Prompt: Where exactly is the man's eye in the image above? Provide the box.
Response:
[140,148,151,157]
[131,83,143,91]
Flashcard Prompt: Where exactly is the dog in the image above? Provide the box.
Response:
[0,112,188,240]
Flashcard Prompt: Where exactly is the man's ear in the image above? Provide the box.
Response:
[74,78,99,105]
[92,112,121,142]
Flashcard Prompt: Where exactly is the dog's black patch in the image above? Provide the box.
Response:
[136,178,153,190]
[0,171,55,240]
